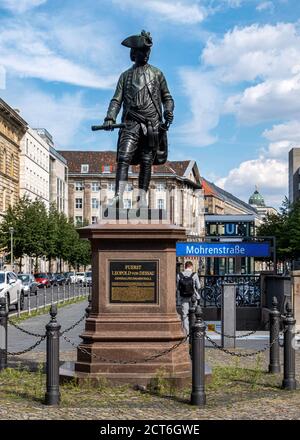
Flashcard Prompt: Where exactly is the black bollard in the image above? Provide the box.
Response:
[190,305,206,406]
[282,302,297,390]
[188,294,198,347]
[0,297,8,371]
[45,304,61,405]
[268,296,281,373]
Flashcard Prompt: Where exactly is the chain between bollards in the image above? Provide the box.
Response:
[45,304,61,405]
[282,302,297,390]
[268,296,281,374]
[190,305,206,407]
[0,297,8,371]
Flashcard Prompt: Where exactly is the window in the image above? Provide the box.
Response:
[81,164,89,173]
[91,198,99,209]
[75,198,83,209]
[2,149,6,173]
[92,182,100,192]
[126,183,133,192]
[92,216,98,224]
[75,216,83,226]
[123,199,132,209]
[107,182,115,192]
[157,199,165,209]
[10,154,14,177]
[75,181,84,191]
[156,183,165,192]
[102,165,111,173]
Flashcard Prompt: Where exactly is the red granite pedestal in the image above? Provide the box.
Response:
[72,222,191,387]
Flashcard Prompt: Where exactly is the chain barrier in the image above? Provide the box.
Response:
[208,320,270,339]
[62,333,189,365]
[7,318,45,338]
[60,314,86,336]
[211,328,258,339]
[7,336,46,356]
[205,330,284,358]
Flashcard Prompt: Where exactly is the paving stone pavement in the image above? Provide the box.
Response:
[2,302,300,420]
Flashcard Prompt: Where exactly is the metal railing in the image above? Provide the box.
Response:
[199,275,261,308]
[7,281,91,318]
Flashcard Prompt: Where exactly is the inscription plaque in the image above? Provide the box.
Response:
[110,260,158,303]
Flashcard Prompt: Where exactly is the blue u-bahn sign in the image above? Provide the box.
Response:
[176,242,271,258]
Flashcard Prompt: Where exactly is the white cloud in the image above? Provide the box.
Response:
[216,157,288,207]
[175,69,221,146]
[112,0,206,24]
[2,81,104,147]
[200,22,300,127]
[0,16,121,89]
[225,73,300,123]
[256,1,274,12]
[262,120,300,158]
[202,23,300,83]
[263,120,300,143]
[1,0,46,13]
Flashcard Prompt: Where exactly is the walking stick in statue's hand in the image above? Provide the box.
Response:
[91,123,126,131]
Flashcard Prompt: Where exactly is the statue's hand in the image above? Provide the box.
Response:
[103,118,114,131]
[163,110,174,125]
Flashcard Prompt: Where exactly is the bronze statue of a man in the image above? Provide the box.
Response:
[103,30,174,208]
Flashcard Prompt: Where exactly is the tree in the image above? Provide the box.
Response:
[257,197,300,264]
[0,197,91,272]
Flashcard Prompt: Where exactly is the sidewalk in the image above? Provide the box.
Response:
[7,300,87,354]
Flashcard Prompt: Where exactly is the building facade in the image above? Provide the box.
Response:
[58,151,205,237]
[0,99,27,217]
[19,127,50,208]
[289,148,300,204]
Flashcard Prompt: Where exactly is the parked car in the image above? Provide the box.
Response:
[76,272,86,283]
[85,271,92,286]
[47,273,57,285]
[63,272,72,285]
[55,273,66,285]
[34,273,51,288]
[0,271,24,310]
[17,274,39,296]
[64,271,77,283]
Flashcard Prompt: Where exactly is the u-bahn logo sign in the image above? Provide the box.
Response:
[176,242,271,258]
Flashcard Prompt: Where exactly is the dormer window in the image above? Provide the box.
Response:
[102,165,111,173]
[81,164,89,173]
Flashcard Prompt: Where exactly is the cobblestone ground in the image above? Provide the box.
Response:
[0,348,299,420]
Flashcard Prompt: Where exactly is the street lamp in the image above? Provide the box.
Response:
[9,227,14,272]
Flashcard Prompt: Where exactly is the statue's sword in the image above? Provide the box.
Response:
[91,123,126,131]
[91,122,171,131]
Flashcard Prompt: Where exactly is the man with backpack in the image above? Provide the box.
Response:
[177,261,201,335]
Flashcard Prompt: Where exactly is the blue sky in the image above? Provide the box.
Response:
[1,0,300,208]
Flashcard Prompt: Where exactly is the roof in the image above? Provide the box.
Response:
[202,178,258,215]
[58,150,192,178]
[249,189,265,207]
[0,98,28,129]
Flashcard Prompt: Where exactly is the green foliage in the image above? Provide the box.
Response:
[257,197,300,262]
[0,197,91,270]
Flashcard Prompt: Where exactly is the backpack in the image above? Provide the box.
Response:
[178,272,196,297]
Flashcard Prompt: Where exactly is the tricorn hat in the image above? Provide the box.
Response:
[121,30,153,49]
